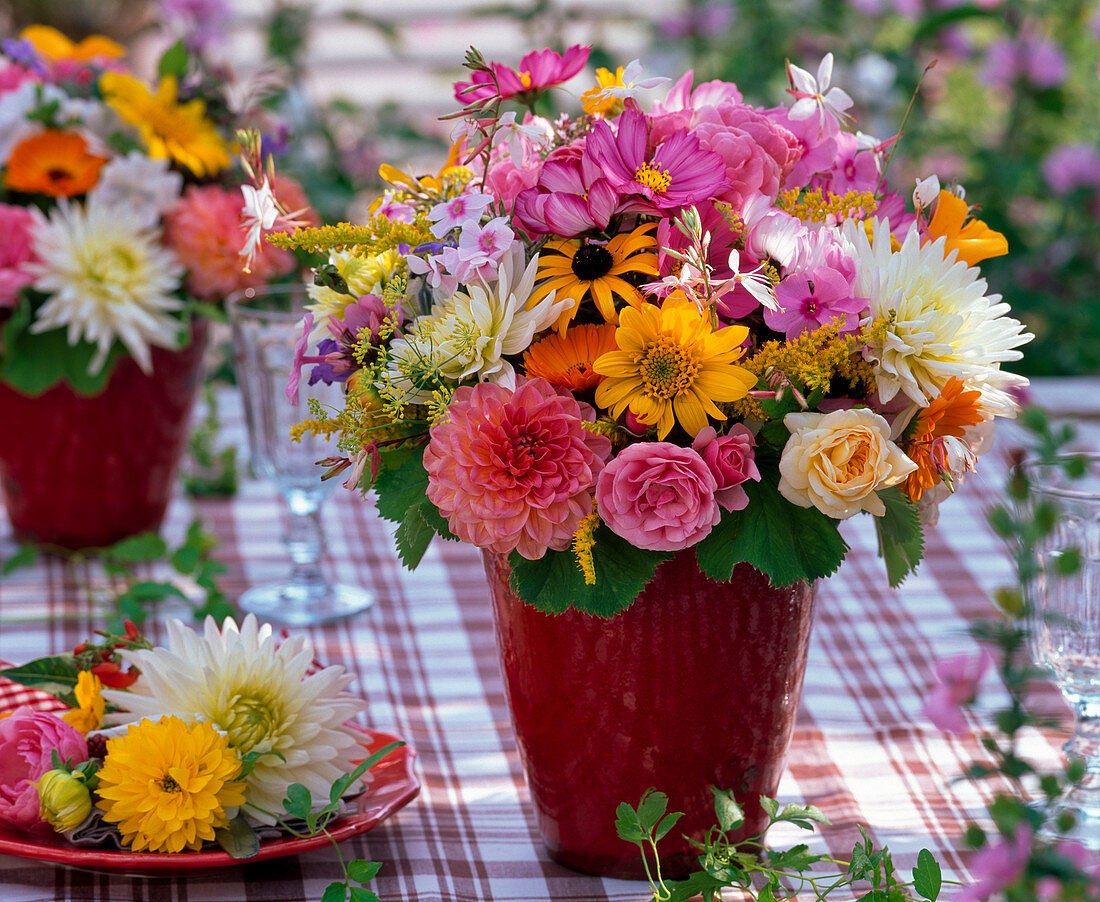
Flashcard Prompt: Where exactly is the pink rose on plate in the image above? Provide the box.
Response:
[0,707,89,833]
[692,425,761,512]
[596,442,720,551]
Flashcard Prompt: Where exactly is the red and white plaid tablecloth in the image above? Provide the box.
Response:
[0,419,1071,902]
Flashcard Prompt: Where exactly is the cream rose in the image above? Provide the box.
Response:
[778,408,916,520]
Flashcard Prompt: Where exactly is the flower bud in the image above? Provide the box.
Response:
[36,769,92,833]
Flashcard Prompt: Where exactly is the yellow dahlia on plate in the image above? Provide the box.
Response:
[95,715,245,853]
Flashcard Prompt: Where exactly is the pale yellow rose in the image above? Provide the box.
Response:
[778,408,916,520]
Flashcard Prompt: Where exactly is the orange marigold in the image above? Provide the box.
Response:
[903,377,984,502]
[3,130,107,198]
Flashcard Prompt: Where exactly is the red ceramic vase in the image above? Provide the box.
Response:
[0,322,208,549]
[484,550,817,879]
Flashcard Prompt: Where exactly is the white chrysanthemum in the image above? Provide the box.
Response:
[27,199,184,374]
[102,615,369,825]
[89,152,184,228]
[845,218,1031,417]
[385,243,567,401]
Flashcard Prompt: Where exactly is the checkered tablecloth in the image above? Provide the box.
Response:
[0,409,1073,902]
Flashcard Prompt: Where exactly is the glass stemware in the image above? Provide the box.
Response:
[1025,453,1100,850]
[228,285,373,626]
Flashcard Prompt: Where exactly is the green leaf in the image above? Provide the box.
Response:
[912,848,941,901]
[776,802,830,826]
[711,787,744,832]
[320,882,348,902]
[330,741,404,804]
[636,789,668,831]
[394,501,437,569]
[214,815,261,859]
[507,525,669,616]
[348,888,380,902]
[157,39,189,79]
[347,860,383,883]
[1,544,37,577]
[372,445,429,523]
[653,810,684,842]
[122,581,187,601]
[614,801,647,844]
[282,783,313,820]
[766,844,822,871]
[694,474,848,587]
[759,796,780,820]
[107,533,168,563]
[873,487,924,588]
[0,655,81,704]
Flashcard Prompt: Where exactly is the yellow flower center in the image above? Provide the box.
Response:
[634,161,672,194]
[520,71,532,88]
[637,336,698,399]
[217,692,284,753]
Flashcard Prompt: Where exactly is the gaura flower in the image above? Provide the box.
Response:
[61,670,105,735]
[596,441,720,551]
[99,71,230,177]
[925,190,1008,268]
[102,615,368,825]
[529,222,659,332]
[778,407,916,520]
[2,130,107,197]
[585,108,728,211]
[18,25,124,63]
[35,769,93,833]
[95,715,246,853]
[786,52,853,127]
[454,45,589,106]
[593,295,757,440]
[26,198,184,374]
[957,824,1033,902]
[0,708,88,834]
[424,379,612,559]
[522,322,619,392]
[903,377,985,502]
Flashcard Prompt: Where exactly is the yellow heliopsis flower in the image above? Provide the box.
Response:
[99,71,230,177]
[528,223,659,334]
[580,66,627,117]
[593,295,757,439]
[61,670,105,735]
[95,716,246,853]
[925,190,1008,267]
[20,25,125,62]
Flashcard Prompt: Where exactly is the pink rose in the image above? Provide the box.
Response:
[691,425,761,512]
[596,442,720,551]
[0,203,38,309]
[0,707,89,833]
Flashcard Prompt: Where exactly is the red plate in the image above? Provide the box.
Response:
[0,727,419,877]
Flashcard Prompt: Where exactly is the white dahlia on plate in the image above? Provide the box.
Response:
[846,218,1032,417]
[102,614,369,825]
[26,197,184,374]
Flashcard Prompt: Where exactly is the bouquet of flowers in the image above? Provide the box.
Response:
[275,45,1032,614]
[0,25,311,395]
[0,616,389,856]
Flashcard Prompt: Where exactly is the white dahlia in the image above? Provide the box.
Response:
[102,615,369,825]
[27,199,184,374]
[845,218,1031,417]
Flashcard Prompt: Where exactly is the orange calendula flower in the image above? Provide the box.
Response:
[528,223,659,333]
[593,295,756,439]
[903,377,985,502]
[2,130,107,197]
[19,25,125,62]
[926,190,1008,267]
[523,322,619,391]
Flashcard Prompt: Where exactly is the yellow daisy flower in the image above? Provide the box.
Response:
[100,72,230,178]
[593,295,756,439]
[95,716,246,853]
[61,670,105,735]
[580,66,627,117]
[528,223,659,334]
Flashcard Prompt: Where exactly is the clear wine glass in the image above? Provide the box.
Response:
[228,284,373,626]
[1024,453,1100,850]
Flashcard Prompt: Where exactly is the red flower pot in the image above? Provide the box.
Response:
[484,550,817,879]
[0,322,208,549]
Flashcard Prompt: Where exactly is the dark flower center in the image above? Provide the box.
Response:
[571,244,614,282]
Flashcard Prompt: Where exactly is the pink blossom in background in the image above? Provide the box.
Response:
[984,37,1068,90]
[424,380,611,560]
[0,203,38,309]
[658,3,734,41]
[1041,143,1100,195]
[453,45,589,105]
[691,426,760,512]
[957,825,1032,902]
[596,442,721,551]
[921,647,995,733]
[651,71,744,125]
[0,63,33,96]
[0,708,88,834]
[158,0,230,51]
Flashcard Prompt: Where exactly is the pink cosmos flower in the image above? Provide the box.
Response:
[651,71,744,128]
[957,825,1032,902]
[585,108,729,212]
[596,442,721,551]
[691,426,760,512]
[0,707,88,834]
[454,45,589,105]
[767,266,867,339]
[921,647,995,734]
[766,106,839,187]
[0,203,38,309]
[513,148,619,238]
[424,380,611,560]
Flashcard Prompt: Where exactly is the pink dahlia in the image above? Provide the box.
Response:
[424,379,611,559]
[0,203,38,309]
[164,180,300,301]
[596,442,721,552]
[0,707,88,834]
[454,45,589,106]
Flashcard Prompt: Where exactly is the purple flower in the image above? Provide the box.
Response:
[691,425,760,512]
[984,37,1067,90]
[286,313,315,404]
[427,191,495,239]
[921,648,994,734]
[958,825,1032,902]
[766,266,867,340]
[1041,143,1100,195]
[158,0,231,51]
[513,149,619,238]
